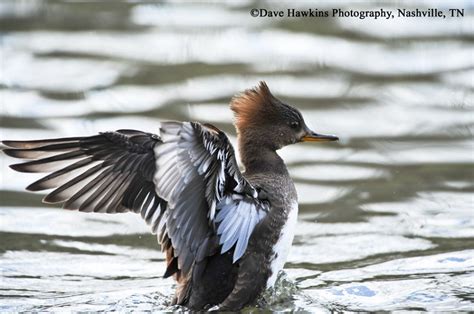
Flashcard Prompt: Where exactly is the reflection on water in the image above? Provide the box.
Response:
[1,0,473,311]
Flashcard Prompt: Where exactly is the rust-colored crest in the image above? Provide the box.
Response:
[230,81,276,129]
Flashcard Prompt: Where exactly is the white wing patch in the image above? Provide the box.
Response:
[153,121,268,272]
[216,194,268,262]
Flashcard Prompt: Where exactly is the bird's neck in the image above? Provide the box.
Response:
[238,131,288,175]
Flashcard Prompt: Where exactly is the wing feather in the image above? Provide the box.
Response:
[3,130,164,216]
[152,121,269,276]
[3,122,269,286]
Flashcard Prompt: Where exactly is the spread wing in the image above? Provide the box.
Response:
[3,122,268,280]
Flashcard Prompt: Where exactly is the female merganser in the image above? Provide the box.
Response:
[3,82,338,310]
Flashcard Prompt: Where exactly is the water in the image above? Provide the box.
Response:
[1,0,473,311]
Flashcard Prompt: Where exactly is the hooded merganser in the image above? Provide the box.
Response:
[3,82,338,310]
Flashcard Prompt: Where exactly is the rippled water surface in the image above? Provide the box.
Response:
[1,0,473,312]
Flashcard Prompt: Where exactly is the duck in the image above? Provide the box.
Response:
[3,81,338,310]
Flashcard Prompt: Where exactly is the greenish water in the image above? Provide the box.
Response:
[1,0,473,311]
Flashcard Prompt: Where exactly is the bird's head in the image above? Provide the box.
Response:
[230,81,338,151]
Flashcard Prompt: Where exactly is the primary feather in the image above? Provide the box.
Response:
[3,121,268,287]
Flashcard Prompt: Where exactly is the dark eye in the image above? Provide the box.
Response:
[290,121,300,129]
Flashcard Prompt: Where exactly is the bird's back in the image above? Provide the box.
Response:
[212,170,298,309]
[180,170,298,310]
